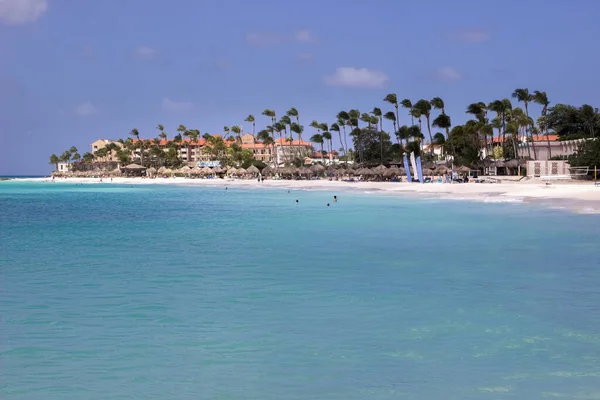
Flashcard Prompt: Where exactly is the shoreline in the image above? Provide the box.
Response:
[7,176,600,214]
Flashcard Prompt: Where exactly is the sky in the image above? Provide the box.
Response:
[1,0,599,175]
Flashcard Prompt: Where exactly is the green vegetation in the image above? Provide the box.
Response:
[52,88,600,171]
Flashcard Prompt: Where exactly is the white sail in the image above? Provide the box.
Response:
[410,152,420,182]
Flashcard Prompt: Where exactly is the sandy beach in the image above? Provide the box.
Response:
[11,176,600,214]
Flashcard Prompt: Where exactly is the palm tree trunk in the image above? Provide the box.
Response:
[426,118,434,155]
[380,130,383,165]
[523,127,532,159]
[342,125,349,164]
[394,105,400,133]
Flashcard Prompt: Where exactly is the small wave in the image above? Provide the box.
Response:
[576,207,600,214]
[482,197,524,204]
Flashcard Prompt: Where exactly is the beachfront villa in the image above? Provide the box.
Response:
[56,161,72,173]
[516,138,590,161]
[479,135,584,161]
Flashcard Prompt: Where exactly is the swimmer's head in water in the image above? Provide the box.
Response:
[327,203,330,206]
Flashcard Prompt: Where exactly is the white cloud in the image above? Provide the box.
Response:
[162,98,193,112]
[436,66,462,81]
[295,30,315,43]
[0,0,47,25]
[245,32,284,46]
[455,29,489,43]
[324,67,389,89]
[74,101,97,116]
[134,46,156,59]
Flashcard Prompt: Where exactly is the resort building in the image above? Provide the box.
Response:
[421,144,448,161]
[478,135,586,162]
[89,133,311,166]
[240,134,273,163]
[56,162,72,173]
[273,138,313,165]
[516,138,587,161]
[90,139,122,162]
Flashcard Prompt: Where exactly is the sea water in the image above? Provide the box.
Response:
[1,181,600,400]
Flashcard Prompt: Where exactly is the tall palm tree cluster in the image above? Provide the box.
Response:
[49,146,80,170]
[51,87,598,170]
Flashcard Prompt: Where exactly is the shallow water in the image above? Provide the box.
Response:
[2,181,600,399]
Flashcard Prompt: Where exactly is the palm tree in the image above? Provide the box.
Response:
[430,97,450,136]
[322,131,332,158]
[257,129,275,164]
[372,107,383,133]
[384,93,400,131]
[231,125,242,143]
[488,99,511,149]
[310,133,324,162]
[262,109,277,126]
[466,102,491,156]
[286,107,300,125]
[280,115,292,143]
[348,109,362,162]
[49,154,59,171]
[244,115,256,135]
[512,88,537,159]
[330,123,345,161]
[533,90,551,158]
[413,99,434,153]
[129,128,145,166]
[383,111,397,143]
[401,99,414,126]
[336,111,350,159]
[156,124,167,141]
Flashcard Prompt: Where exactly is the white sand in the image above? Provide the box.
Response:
[11,176,600,213]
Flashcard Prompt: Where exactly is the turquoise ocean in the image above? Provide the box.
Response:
[1,181,600,399]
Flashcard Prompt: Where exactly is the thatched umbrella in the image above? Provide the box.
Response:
[163,168,173,176]
[157,166,167,175]
[357,168,372,176]
[261,166,274,176]
[422,168,434,176]
[246,165,260,176]
[121,163,146,171]
[190,167,202,175]
[299,167,312,176]
[372,164,388,175]
[147,167,156,175]
[310,164,325,175]
[201,166,212,175]
[435,165,449,175]
[384,166,401,178]
[493,160,505,168]
[504,159,519,168]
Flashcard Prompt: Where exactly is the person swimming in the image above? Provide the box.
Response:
[327,203,330,207]
[295,199,299,204]
[333,195,337,202]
